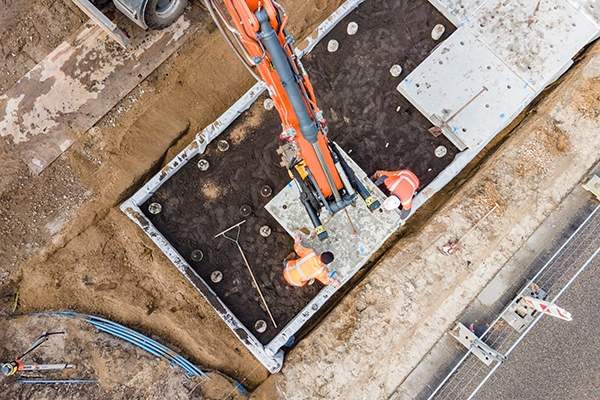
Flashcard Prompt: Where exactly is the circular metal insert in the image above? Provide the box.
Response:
[255,320,267,333]
[261,185,272,197]
[148,203,162,214]
[217,140,230,152]
[191,250,204,262]
[211,270,223,283]
[197,159,209,171]
[390,65,402,77]
[327,39,339,52]
[347,22,358,35]
[435,145,448,158]
[432,24,445,40]
[239,205,251,217]
[263,99,274,110]
[260,226,271,237]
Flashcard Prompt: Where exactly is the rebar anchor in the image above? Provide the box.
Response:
[215,220,278,328]
[429,86,488,137]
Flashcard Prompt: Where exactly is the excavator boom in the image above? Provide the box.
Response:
[204,0,380,238]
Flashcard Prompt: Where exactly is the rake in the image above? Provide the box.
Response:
[215,220,277,328]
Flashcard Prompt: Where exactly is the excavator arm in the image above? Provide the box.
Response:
[204,0,380,239]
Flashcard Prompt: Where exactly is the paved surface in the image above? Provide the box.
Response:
[474,226,600,400]
[401,178,600,400]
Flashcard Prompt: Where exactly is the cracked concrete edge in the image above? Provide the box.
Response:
[391,163,600,400]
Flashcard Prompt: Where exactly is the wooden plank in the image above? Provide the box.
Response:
[0,7,206,175]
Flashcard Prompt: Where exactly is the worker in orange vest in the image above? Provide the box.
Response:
[373,169,420,220]
[283,234,341,288]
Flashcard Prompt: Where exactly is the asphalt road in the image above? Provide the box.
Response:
[474,234,600,399]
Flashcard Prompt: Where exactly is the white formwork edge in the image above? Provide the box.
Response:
[121,0,370,373]
[120,81,286,372]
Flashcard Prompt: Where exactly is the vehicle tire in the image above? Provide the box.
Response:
[144,0,188,30]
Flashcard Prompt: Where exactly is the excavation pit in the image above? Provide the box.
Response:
[124,0,459,372]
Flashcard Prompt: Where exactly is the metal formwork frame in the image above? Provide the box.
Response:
[120,0,555,373]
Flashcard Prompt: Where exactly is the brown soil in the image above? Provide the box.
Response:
[0,0,86,95]
[572,76,600,119]
[0,0,350,397]
[0,315,248,399]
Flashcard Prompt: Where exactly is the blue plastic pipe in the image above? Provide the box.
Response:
[15,311,210,381]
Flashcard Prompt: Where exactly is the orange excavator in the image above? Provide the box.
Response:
[204,0,380,239]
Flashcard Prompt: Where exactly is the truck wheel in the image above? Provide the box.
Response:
[144,0,188,30]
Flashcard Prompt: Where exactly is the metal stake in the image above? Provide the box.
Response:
[344,208,359,235]
[442,203,498,254]
[215,220,277,328]
[429,86,488,137]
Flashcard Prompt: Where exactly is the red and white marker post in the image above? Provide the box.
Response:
[522,296,572,321]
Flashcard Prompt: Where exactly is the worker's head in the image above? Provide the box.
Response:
[383,195,401,210]
[320,252,334,264]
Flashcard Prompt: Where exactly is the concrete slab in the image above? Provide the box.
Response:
[398,27,535,150]
[427,0,487,27]
[467,0,599,92]
[263,145,401,354]
[567,0,600,29]
[265,147,398,282]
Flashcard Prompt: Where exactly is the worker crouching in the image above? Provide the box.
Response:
[373,169,420,221]
[284,234,341,287]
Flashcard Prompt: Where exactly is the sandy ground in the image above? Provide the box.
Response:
[1,0,600,399]
[0,0,86,95]
[0,0,348,397]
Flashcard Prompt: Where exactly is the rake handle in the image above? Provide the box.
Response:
[236,243,278,328]
[456,203,499,245]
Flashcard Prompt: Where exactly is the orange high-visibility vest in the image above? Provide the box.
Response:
[284,244,334,287]
[376,170,419,210]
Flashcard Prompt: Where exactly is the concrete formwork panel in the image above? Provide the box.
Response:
[466,0,599,91]
[402,0,600,150]
[427,0,487,26]
[567,0,600,29]
[398,28,535,150]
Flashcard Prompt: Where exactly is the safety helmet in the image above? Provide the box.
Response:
[383,195,400,210]
[320,252,334,264]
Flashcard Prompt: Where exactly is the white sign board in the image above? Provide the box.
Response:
[523,296,572,321]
